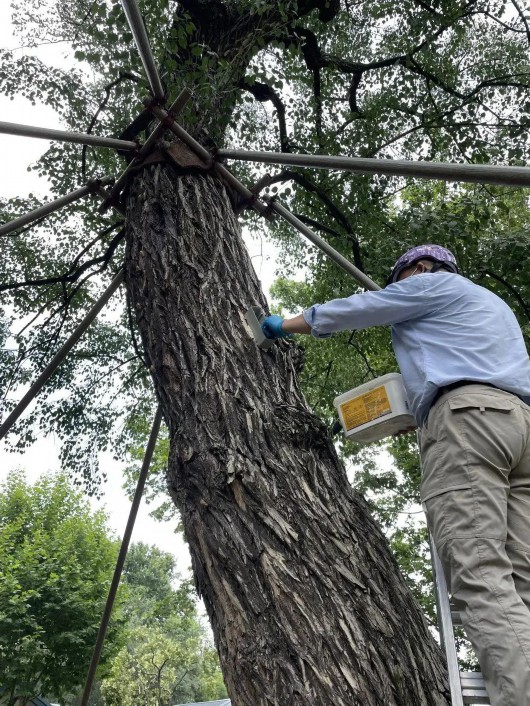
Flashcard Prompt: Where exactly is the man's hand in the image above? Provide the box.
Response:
[262,315,290,339]
[262,313,312,338]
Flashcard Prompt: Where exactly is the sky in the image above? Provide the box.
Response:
[0,3,281,575]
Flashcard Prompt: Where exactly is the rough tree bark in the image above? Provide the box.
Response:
[125,164,450,705]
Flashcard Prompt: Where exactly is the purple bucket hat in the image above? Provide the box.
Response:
[387,244,458,285]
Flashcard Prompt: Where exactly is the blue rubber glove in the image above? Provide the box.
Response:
[261,315,290,339]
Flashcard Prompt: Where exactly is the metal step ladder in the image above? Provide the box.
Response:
[429,534,490,705]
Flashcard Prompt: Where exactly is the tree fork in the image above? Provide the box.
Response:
[124,163,450,706]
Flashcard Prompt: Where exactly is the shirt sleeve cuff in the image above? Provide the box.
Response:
[303,306,333,339]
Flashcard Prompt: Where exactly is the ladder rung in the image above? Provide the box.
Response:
[451,610,462,625]
[461,672,489,704]
[461,672,485,683]
[462,691,489,704]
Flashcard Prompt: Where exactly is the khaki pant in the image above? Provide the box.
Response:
[420,385,530,706]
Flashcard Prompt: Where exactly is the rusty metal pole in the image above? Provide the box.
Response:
[120,0,165,100]
[144,102,380,290]
[268,200,380,291]
[146,101,269,216]
[0,120,138,151]
[217,148,530,189]
[0,182,104,237]
[79,405,163,706]
[0,271,124,440]
[100,88,193,210]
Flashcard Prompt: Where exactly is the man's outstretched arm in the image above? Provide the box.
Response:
[261,313,311,339]
[282,314,311,335]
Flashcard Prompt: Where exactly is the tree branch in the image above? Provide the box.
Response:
[82,72,142,177]
[313,65,323,143]
[287,20,455,115]
[291,213,345,240]
[7,223,125,392]
[238,79,289,151]
[250,168,365,271]
[478,269,530,322]
[510,0,530,45]
[288,9,530,120]
[71,221,124,271]
[0,229,125,293]
[126,284,149,369]
[81,356,139,395]
[481,9,528,36]
[292,27,327,127]
[0,214,49,238]
[347,332,377,378]
[177,0,339,55]
[413,0,442,16]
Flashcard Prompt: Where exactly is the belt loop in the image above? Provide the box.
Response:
[431,381,485,411]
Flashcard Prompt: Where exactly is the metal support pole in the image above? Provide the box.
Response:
[120,0,165,100]
[146,101,268,216]
[0,270,124,440]
[217,148,530,189]
[268,200,380,292]
[145,102,379,289]
[139,89,192,156]
[80,404,163,706]
[0,120,138,151]
[100,88,192,210]
[0,183,102,237]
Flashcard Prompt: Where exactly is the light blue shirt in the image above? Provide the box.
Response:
[303,272,530,425]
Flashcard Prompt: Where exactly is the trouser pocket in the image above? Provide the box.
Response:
[420,391,517,504]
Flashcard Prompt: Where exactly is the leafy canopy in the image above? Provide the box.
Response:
[102,542,227,706]
[3,3,530,658]
[0,470,121,705]
[2,0,530,490]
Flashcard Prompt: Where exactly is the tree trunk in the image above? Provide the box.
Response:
[125,164,450,706]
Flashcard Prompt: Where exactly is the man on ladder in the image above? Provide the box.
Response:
[262,244,530,706]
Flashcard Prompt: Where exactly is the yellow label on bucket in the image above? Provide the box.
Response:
[340,385,392,431]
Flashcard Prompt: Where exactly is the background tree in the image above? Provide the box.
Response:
[102,543,227,706]
[0,471,121,706]
[3,1,530,703]
[0,476,225,706]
